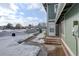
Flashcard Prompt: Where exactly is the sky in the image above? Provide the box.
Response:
[0,3,47,26]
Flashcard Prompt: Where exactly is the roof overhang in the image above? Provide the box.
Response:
[56,3,73,24]
[43,3,58,12]
[43,3,47,11]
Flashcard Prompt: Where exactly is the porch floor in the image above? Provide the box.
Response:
[44,36,66,56]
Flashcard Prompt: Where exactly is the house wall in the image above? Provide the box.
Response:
[47,22,56,36]
[47,4,57,36]
[48,4,56,20]
[63,4,79,55]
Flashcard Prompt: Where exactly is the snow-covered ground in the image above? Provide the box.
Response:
[0,29,27,37]
[31,31,45,43]
[0,43,40,56]
[0,29,26,32]
[0,34,34,43]
[0,30,40,56]
[36,31,45,38]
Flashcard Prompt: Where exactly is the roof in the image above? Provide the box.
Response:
[43,3,58,12]
[56,3,73,24]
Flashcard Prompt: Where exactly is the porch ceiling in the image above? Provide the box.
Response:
[56,3,73,24]
[43,3,47,11]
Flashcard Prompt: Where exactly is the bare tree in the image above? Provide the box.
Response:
[6,23,13,29]
[15,23,22,29]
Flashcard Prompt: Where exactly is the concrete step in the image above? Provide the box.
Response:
[44,36,61,45]
[45,42,61,45]
[46,36,60,39]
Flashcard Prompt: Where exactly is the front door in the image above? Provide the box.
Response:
[48,22,55,36]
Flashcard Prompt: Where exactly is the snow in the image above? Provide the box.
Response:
[12,34,34,42]
[0,29,26,32]
[0,30,2,32]
[0,44,40,56]
[0,29,27,37]
[32,38,45,43]
[0,33,34,43]
[0,36,40,56]
[31,31,45,43]
[0,31,40,56]
[44,45,56,51]
[36,31,45,38]
[0,37,19,48]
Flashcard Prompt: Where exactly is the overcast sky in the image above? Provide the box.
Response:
[0,3,47,26]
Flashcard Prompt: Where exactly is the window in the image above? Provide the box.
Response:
[73,21,78,26]
[50,28,54,32]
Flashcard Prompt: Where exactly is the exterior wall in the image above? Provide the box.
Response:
[47,4,57,36]
[61,21,65,39]
[63,4,79,55]
[47,22,56,36]
[57,20,65,37]
[48,4,56,20]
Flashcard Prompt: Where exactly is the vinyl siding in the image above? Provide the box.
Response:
[64,4,79,55]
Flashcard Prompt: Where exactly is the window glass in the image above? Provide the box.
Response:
[50,28,54,32]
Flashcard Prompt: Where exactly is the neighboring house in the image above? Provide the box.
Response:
[43,3,58,36]
[43,3,79,56]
